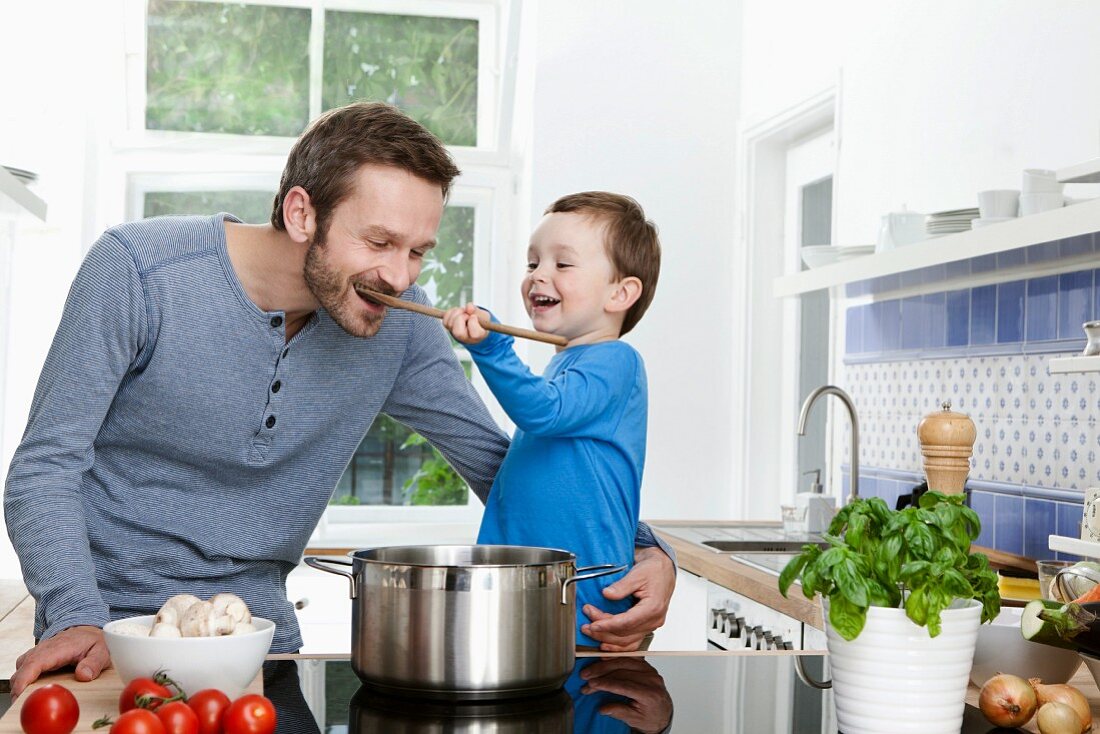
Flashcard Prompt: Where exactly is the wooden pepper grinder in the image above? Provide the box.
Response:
[917,401,976,495]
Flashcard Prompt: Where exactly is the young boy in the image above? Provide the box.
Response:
[443,192,661,647]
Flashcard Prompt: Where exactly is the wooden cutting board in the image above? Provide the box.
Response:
[0,668,262,732]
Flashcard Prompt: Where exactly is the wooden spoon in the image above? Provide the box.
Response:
[354,285,568,347]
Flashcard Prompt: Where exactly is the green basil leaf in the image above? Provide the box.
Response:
[828,594,867,641]
[834,558,869,608]
[845,512,868,550]
[905,586,929,626]
[941,569,973,598]
[904,521,936,560]
[779,554,808,597]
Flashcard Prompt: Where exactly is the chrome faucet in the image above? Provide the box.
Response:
[797,385,859,505]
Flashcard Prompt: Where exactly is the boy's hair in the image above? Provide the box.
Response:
[546,192,661,335]
[271,102,461,238]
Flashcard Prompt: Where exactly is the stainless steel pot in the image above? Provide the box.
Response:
[304,545,624,699]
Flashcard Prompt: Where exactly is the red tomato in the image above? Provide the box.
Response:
[156,701,199,734]
[110,709,166,734]
[186,689,231,734]
[119,676,174,713]
[20,684,79,734]
[222,695,276,734]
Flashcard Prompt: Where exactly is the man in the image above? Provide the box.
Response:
[4,102,675,697]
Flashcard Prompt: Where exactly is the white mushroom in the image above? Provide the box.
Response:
[150,622,182,638]
[208,593,252,625]
[179,601,235,637]
[155,594,203,627]
[229,621,256,636]
[112,621,153,637]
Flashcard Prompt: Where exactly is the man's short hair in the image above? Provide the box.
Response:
[546,192,661,335]
[272,102,461,237]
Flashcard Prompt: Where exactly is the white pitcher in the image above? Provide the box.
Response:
[876,207,926,252]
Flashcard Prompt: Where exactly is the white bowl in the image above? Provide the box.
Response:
[969,607,1080,687]
[1078,651,1100,689]
[104,615,275,699]
[801,244,875,269]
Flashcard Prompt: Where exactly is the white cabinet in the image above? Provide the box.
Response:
[649,569,709,651]
[286,563,352,655]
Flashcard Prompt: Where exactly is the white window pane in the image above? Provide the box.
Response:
[146,0,311,136]
[322,10,479,146]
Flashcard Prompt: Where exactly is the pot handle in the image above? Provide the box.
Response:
[304,556,356,599]
[561,564,627,605]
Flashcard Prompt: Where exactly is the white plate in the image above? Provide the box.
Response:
[971,217,1014,229]
[801,245,874,269]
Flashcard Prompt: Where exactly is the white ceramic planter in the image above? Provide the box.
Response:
[825,599,982,734]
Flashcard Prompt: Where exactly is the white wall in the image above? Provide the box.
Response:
[0,3,124,578]
[526,0,743,520]
[738,0,1100,501]
[741,0,1100,243]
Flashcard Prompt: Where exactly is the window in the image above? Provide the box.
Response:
[128,0,501,150]
[114,0,520,521]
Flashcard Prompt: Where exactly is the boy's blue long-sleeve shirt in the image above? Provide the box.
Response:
[469,330,647,646]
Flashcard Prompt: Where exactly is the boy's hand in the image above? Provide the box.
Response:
[442,303,489,344]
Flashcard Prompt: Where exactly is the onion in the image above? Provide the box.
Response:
[1037,702,1085,734]
[1030,679,1092,733]
[979,673,1038,727]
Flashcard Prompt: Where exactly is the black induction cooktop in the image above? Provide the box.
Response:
[256,653,1023,733]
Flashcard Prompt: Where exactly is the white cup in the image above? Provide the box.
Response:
[1022,168,1064,194]
[977,189,1019,219]
[1020,191,1064,216]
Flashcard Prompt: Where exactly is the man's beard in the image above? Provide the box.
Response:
[303,232,392,339]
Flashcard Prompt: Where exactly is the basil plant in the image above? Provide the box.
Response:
[779,491,1001,640]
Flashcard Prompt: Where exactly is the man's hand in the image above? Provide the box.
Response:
[579,657,674,733]
[442,303,489,345]
[581,545,676,651]
[10,625,109,698]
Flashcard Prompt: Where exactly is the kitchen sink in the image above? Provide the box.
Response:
[701,539,824,553]
[652,522,829,554]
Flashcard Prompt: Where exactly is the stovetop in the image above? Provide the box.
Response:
[261,653,1012,733]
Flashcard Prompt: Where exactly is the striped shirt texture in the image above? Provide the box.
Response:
[4,214,670,652]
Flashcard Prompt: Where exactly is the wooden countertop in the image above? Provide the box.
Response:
[0,667,263,732]
[654,527,825,628]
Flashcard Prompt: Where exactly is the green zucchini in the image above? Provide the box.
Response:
[1020,599,1100,651]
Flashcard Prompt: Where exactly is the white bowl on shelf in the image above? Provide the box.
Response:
[801,245,875,269]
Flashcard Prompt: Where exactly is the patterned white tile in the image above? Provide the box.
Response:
[841,350,1100,489]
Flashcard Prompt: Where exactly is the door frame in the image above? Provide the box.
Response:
[732,85,840,519]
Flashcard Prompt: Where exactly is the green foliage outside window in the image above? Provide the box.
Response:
[400,433,469,506]
[144,190,275,224]
[145,2,479,146]
[146,0,310,136]
[323,11,479,146]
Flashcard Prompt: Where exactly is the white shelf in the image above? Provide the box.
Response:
[773,198,1100,298]
[1050,534,1100,558]
[1049,356,1100,373]
[1058,157,1100,184]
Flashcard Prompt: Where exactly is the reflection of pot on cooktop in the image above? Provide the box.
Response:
[350,685,574,734]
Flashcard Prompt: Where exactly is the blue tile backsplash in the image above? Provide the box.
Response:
[843,264,1100,559]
